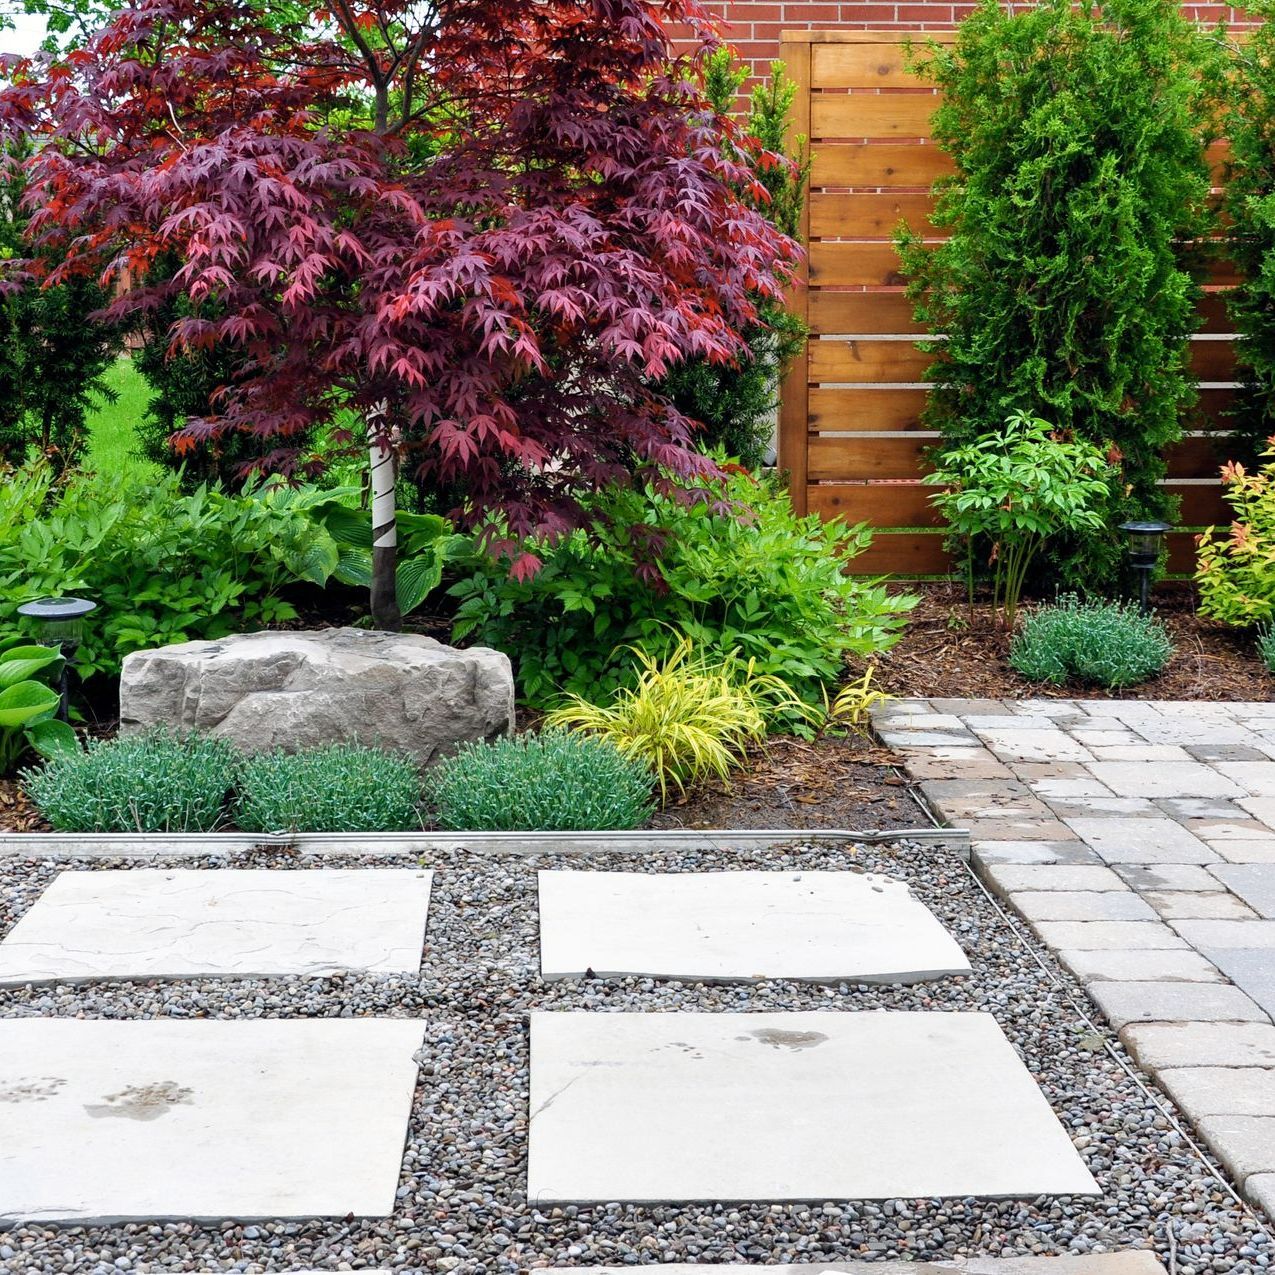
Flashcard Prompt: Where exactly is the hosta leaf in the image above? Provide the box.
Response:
[334,546,372,587]
[0,680,60,728]
[395,548,446,616]
[281,527,341,586]
[0,645,64,690]
[26,717,80,760]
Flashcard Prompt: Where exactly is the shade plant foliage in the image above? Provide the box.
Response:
[450,463,914,710]
[0,0,798,628]
[897,0,1221,589]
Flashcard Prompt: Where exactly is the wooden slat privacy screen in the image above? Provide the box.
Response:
[777,31,1240,575]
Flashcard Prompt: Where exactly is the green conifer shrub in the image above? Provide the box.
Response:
[897,0,1221,589]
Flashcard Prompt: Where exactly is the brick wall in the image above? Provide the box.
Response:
[705,2,1253,75]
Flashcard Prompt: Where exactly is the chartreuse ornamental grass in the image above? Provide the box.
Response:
[425,730,655,831]
[23,729,239,832]
[1010,596,1173,689]
[545,638,806,801]
[236,743,424,833]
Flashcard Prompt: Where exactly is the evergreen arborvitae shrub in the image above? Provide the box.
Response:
[897,0,1221,588]
[1225,5,1275,460]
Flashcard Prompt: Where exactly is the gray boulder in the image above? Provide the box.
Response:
[119,628,514,764]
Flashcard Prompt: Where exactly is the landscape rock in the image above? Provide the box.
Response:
[119,628,514,764]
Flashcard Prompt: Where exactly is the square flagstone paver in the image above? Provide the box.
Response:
[984,865,1127,894]
[972,841,1101,867]
[1216,841,1275,864]
[0,1018,423,1221]
[0,869,434,984]
[1009,891,1156,923]
[1248,1173,1275,1221]
[1113,864,1226,892]
[1156,1066,1275,1118]
[1085,980,1268,1030]
[1215,763,1275,796]
[1061,818,1217,865]
[542,1258,1168,1275]
[536,870,971,984]
[1144,892,1259,921]
[1057,948,1226,984]
[1030,921,1188,951]
[1121,1021,1275,1069]
[975,728,1094,764]
[1194,1115,1275,1182]
[1171,919,1275,949]
[1085,763,1245,800]
[1201,948,1275,1018]
[1210,865,1275,918]
[527,1011,1098,1203]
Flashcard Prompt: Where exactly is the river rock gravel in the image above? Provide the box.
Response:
[0,840,1270,1275]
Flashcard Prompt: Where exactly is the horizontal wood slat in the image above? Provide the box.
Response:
[811,143,954,188]
[809,338,930,383]
[808,291,923,333]
[809,192,938,238]
[810,41,947,89]
[807,385,1242,432]
[1189,341,1237,379]
[808,434,1238,481]
[808,481,1231,528]
[811,94,939,139]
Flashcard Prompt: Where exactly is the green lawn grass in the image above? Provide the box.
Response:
[83,355,163,483]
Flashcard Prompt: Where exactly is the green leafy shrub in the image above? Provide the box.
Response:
[450,465,915,708]
[0,461,458,680]
[1010,596,1173,688]
[1196,444,1275,626]
[546,638,804,800]
[897,0,1221,589]
[23,729,238,831]
[0,637,78,774]
[236,743,423,833]
[425,730,655,831]
[926,413,1115,625]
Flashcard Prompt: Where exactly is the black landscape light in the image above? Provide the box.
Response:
[16,596,97,721]
[1118,521,1172,614]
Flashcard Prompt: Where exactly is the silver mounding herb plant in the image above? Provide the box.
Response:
[236,742,424,833]
[425,729,656,831]
[23,728,239,832]
[1010,595,1173,689]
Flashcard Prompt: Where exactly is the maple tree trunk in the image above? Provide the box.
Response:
[367,414,402,631]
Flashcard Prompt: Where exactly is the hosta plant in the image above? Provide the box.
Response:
[1196,444,1275,627]
[544,638,806,801]
[23,729,239,832]
[1010,596,1173,689]
[236,743,423,833]
[0,636,77,774]
[425,730,655,832]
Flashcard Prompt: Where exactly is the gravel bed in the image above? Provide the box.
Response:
[0,840,1271,1275]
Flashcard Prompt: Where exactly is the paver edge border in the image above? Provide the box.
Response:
[0,826,971,858]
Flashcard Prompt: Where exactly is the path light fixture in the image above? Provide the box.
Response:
[16,596,96,721]
[1118,521,1172,614]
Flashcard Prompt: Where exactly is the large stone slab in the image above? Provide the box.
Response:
[0,1018,423,1221]
[119,627,514,764]
[542,1259,1167,1275]
[526,1011,1099,1203]
[1157,1066,1275,1118]
[0,869,433,984]
[1057,948,1226,984]
[536,870,972,984]
[1201,947,1275,1018]
[1085,763,1244,800]
[1062,818,1216,866]
[1121,1021,1275,1070]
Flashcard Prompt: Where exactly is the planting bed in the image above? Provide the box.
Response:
[0,839,1270,1273]
[874,583,1274,704]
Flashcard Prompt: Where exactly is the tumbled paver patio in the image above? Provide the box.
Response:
[875,698,1275,1222]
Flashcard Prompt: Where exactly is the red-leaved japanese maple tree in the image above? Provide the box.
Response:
[0,0,798,627]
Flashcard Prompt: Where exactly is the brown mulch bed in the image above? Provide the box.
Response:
[872,579,1275,703]
[650,733,926,832]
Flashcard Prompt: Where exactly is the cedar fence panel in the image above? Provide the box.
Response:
[778,30,1241,575]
